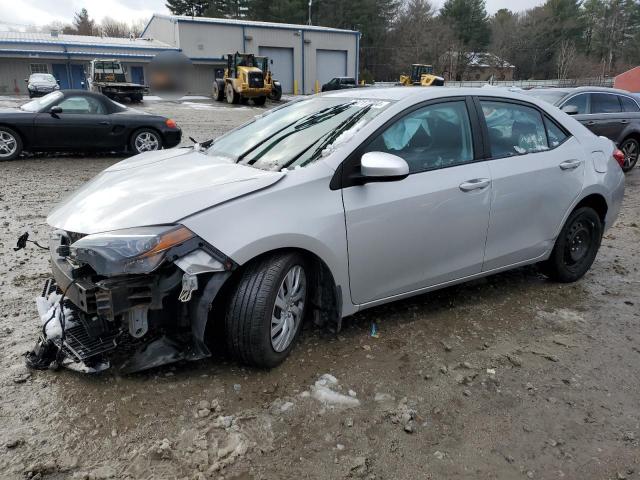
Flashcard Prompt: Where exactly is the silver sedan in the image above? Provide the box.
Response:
[28,87,625,373]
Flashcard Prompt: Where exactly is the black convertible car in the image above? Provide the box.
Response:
[0,90,181,161]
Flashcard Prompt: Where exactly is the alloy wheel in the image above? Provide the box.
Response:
[621,138,639,171]
[134,132,160,153]
[271,265,306,352]
[0,130,17,159]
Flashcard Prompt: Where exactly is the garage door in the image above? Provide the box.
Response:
[316,49,347,87]
[259,47,294,94]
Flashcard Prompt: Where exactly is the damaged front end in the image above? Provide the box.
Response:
[26,225,235,374]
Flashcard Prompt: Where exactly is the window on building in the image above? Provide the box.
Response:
[30,63,49,74]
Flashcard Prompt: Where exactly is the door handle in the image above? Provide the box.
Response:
[586,120,596,126]
[98,121,110,125]
[459,178,490,192]
[559,159,582,170]
[620,119,629,124]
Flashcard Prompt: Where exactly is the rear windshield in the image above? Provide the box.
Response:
[207,97,393,171]
[30,74,54,82]
[522,90,569,105]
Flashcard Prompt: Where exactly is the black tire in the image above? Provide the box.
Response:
[620,137,639,172]
[0,126,23,161]
[129,128,162,154]
[542,207,603,283]
[225,252,309,368]
[213,80,224,101]
[269,84,282,101]
[253,96,267,106]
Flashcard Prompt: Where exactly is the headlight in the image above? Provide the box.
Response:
[70,225,195,275]
[28,84,35,90]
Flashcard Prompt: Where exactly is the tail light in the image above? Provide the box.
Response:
[613,149,625,168]
[165,118,177,129]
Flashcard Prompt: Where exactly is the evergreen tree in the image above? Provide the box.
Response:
[165,0,210,16]
[72,8,95,35]
[440,0,490,50]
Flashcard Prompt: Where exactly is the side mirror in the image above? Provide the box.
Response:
[561,105,579,115]
[359,152,409,182]
[56,79,60,84]
[24,78,28,83]
[50,106,63,115]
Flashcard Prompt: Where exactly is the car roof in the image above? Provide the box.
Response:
[322,86,545,103]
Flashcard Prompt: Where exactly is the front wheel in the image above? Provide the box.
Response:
[620,137,639,172]
[225,253,308,367]
[0,126,23,161]
[130,128,162,154]
[225,82,238,104]
[541,207,602,283]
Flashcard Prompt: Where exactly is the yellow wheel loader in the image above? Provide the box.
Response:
[212,52,272,106]
[255,56,282,101]
[399,64,445,87]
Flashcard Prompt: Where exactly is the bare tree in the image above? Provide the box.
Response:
[100,17,129,37]
[556,39,576,80]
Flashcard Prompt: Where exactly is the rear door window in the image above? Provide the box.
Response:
[544,116,569,148]
[590,93,622,114]
[620,96,640,112]
[480,100,548,158]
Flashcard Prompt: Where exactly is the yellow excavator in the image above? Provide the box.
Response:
[399,64,445,87]
[213,52,272,105]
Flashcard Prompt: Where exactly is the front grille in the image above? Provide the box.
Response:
[248,72,264,88]
[56,323,119,361]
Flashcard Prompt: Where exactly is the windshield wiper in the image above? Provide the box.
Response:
[279,104,373,170]
[235,103,354,164]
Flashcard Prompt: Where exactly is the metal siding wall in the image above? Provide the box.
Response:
[143,17,179,46]
[178,22,243,59]
[0,58,39,94]
[315,49,347,86]
[187,63,221,95]
[258,46,294,93]
[247,27,302,94]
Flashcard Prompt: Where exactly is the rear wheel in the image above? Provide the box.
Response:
[213,81,224,101]
[225,82,238,104]
[130,128,162,154]
[0,126,22,161]
[542,207,602,283]
[620,137,639,172]
[225,253,308,367]
[253,96,267,106]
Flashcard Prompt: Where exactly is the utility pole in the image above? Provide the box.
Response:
[308,0,312,26]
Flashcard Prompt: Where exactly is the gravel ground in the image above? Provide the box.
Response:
[0,95,639,480]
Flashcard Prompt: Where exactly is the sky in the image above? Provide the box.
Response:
[0,0,546,30]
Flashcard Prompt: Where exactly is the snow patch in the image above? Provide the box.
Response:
[310,373,360,408]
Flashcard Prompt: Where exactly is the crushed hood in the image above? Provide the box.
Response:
[47,149,285,234]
